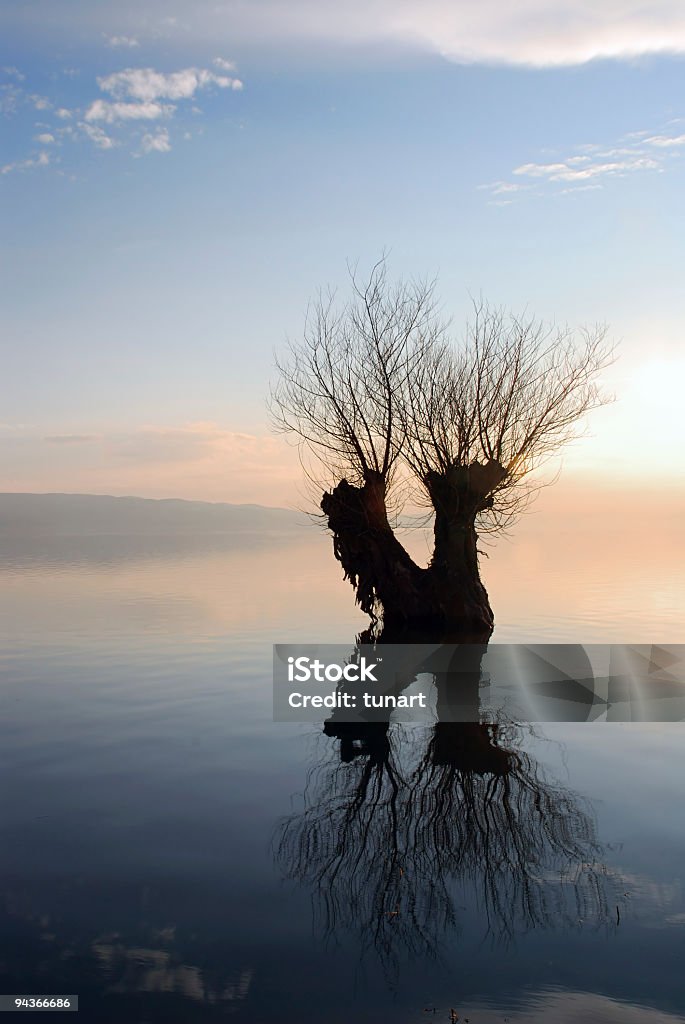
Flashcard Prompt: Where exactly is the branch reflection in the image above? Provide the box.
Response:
[274,643,615,980]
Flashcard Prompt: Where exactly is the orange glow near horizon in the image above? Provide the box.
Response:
[1,349,684,508]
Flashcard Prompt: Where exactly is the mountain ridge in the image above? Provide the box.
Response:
[0,492,308,536]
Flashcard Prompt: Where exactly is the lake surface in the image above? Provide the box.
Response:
[1,515,684,1022]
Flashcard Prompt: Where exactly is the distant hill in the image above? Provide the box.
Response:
[0,493,308,537]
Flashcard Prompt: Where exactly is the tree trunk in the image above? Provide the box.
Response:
[321,460,507,642]
[320,470,426,628]
[423,461,506,641]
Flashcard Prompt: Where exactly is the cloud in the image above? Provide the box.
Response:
[97,66,242,102]
[480,181,526,195]
[2,58,243,172]
[79,122,116,148]
[1,150,50,175]
[0,421,301,503]
[79,64,241,147]
[44,434,99,444]
[514,155,659,182]
[106,424,281,464]
[13,0,685,68]
[482,122,685,201]
[0,83,22,115]
[84,98,173,122]
[383,1,685,66]
[558,183,603,193]
[213,57,236,72]
[644,133,685,147]
[140,127,171,153]
[106,34,139,48]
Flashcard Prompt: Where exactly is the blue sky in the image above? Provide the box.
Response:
[1,2,684,502]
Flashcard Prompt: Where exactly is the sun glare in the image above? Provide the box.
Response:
[627,359,685,413]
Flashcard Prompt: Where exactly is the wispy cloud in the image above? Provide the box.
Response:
[1,151,50,175]
[0,59,243,175]
[213,57,236,72]
[514,154,659,183]
[479,181,527,195]
[481,122,685,201]
[0,422,301,504]
[97,66,242,102]
[644,133,685,148]
[79,122,116,149]
[106,34,140,49]
[84,99,173,123]
[44,434,99,444]
[0,82,21,114]
[140,127,171,153]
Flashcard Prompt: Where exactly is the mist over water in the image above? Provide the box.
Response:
[1,490,684,1022]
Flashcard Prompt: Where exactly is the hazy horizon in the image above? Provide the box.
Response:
[2,471,684,514]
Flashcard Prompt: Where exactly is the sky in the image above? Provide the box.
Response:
[1,1,684,505]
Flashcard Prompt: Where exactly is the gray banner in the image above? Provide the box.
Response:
[0,996,78,1012]
[273,644,685,722]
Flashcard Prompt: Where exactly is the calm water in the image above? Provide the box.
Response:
[1,520,684,1022]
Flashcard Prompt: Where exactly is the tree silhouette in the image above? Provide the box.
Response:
[270,258,613,639]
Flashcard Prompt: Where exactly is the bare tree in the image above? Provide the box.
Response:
[270,259,613,640]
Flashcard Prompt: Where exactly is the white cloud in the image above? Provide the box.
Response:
[483,122,685,201]
[80,122,116,149]
[97,66,242,102]
[213,57,236,71]
[106,34,139,48]
[141,128,171,153]
[84,98,173,122]
[644,133,685,147]
[559,183,603,193]
[0,83,22,115]
[492,181,524,194]
[383,0,685,66]
[1,150,50,175]
[2,59,243,171]
[514,155,659,182]
[80,65,242,132]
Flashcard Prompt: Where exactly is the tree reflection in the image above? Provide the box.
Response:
[274,644,615,979]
